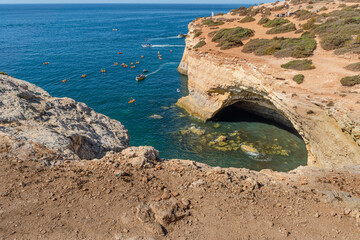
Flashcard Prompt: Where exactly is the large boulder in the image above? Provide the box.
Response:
[0,75,129,162]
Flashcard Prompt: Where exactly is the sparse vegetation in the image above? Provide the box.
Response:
[194,31,202,38]
[193,40,206,49]
[293,74,305,84]
[215,13,224,16]
[319,6,328,12]
[242,37,317,58]
[212,27,254,50]
[281,59,315,70]
[320,34,352,50]
[258,17,270,25]
[294,10,317,21]
[263,18,289,28]
[266,23,296,34]
[0,71,8,75]
[345,62,360,71]
[202,20,224,26]
[240,16,256,23]
[340,75,360,86]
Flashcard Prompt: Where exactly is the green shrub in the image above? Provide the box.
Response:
[293,74,305,84]
[319,6,328,12]
[212,27,255,50]
[306,5,314,9]
[240,16,255,23]
[263,18,289,27]
[356,35,360,44]
[202,20,224,26]
[320,34,352,50]
[266,23,296,34]
[0,71,8,75]
[295,29,304,34]
[242,37,317,58]
[258,17,270,25]
[302,18,317,30]
[193,40,206,49]
[295,10,317,21]
[340,75,360,86]
[194,31,202,38]
[338,4,346,8]
[281,59,315,70]
[345,62,360,71]
[215,13,224,16]
[301,31,316,38]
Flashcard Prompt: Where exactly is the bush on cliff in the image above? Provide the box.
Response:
[0,71,8,75]
[281,59,315,70]
[345,62,360,71]
[294,10,317,21]
[340,75,360,86]
[194,31,202,38]
[202,20,224,26]
[212,27,255,50]
[320,34,352,50]
[258,17,270,25]
[240,16,256,23]
[193,40,206,49]
[293,74,305,84]
[263,18,289,28]
[242,37,317,58]
[266,23,296,34]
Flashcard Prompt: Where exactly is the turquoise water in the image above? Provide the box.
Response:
[0,4,307,171]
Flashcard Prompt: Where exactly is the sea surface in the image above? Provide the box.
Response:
[0,4,308,171]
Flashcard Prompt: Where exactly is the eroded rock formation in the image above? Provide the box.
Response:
[0,75,129,162]
[177,21,360,169]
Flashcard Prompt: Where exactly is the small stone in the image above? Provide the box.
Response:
[314,213,320,218]
[122,229,129,233]
[330,211,337,217]
[114,170,129,177]
[344,208,352,215]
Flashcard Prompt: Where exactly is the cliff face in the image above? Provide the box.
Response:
[0,75,129,163]
[177,22,360,169]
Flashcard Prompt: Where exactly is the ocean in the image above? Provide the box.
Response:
[0,4,307,171]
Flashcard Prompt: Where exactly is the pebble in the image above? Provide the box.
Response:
[314,212,320,218]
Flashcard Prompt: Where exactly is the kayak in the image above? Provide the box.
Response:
[143,69,148,73]
[61,79,68,83]
[81,74,87,78]
[129,99,135,104]
[114,62,119,66]
[43,62,49,65]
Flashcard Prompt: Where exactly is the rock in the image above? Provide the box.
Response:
[121,146,159,168]
[148,114,163,119]
[190,179,206,187]
[114,170,129,176]
[0,75,129,162]
[241,145,259,154]
[314,212,320,218]
[215,135,227,142]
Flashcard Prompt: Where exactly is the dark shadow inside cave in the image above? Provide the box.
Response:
[210,101,303,138]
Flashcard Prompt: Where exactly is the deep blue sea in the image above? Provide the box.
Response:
[0,4,307,171]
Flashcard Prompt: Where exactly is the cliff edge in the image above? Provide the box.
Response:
[177,0,360,169]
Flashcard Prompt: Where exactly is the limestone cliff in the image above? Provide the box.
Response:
[0,75,129,163]
[177,19,360,169]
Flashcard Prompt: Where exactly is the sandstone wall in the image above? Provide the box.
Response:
[177,22,360,169]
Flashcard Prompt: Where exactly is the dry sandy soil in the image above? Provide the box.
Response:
[1,141,360,240]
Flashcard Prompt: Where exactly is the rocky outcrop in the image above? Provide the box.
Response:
[0,75,129,163]
[177,21,360,169]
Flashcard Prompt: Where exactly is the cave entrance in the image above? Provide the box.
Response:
[210,101,300,137]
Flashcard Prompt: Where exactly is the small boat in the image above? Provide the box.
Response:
[131,66,135,69]
[43,62,49,65]
[118,52,123,55]
[113,29,118,31]
[129,98,135,104]
[130,63,134,65]
[124,65,128,68]
[61,79,68,83]
[114,62,119,66]
[159,57,162,60]
[178,34,187,38]
[100,68,107,73]
[121,63,125,66]
[141,56,144,59]
[136,61,139,64]
[136,74,146,81]
[157,51,160,54]
[143,69,148,73]
[170,50,173,53]
[81,74,87,78]
[158,55,162,57]
[142,44,152,48]
[177,88,180,93]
